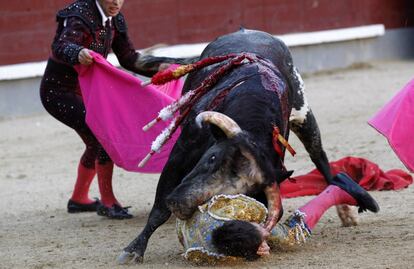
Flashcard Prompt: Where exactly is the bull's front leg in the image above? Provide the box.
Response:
[285,63,334,183]
[117,170,178,264]
[289,91,366,226]
[118,146,194,263]
[118,132,205,263]
[118,200,170,263]
[290,110,334,183]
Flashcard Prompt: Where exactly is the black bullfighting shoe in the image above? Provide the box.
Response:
[67,198,102,213]
[96,204,133,219]
[331,172,380,213]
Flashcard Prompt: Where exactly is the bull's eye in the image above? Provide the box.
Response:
[209,155,216,164]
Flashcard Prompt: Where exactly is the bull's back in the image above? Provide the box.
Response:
[201,29,289,66]
[182,29,292,95]
[177,29,290,162]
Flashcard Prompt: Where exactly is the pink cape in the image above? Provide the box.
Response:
[75,52,182,173]
[368,78,414,172]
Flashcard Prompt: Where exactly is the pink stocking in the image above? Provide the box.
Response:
[299,185,357,230]
[71,162,96,204]
[96,161,119,207]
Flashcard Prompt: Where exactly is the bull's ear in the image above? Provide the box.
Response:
[210,125,228,141]
[275,169,294,184]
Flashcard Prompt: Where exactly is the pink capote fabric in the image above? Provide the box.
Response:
[75,52,182,173]
[368,78,414,172]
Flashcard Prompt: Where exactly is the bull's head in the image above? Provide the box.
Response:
[166,111,292,221]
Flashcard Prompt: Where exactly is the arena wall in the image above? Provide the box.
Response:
[1,1,414,118]
[1,0,413,65]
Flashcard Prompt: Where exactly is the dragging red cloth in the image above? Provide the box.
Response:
[281,156,413,198]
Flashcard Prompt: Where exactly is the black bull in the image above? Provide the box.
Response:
[119,29,338,263]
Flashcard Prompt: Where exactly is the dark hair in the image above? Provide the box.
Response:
[211,220,263,261]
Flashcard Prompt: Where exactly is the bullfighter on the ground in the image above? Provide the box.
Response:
[175,173,379,264]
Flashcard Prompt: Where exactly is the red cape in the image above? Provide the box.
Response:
[281,156,413,198]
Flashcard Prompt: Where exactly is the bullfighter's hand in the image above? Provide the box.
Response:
[78,48,93,65]
[158,63,170,71]
[256,240,270,256]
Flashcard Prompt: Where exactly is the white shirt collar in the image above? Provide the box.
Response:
[95,0,112,26]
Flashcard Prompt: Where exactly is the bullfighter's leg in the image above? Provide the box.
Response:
[285,65,334,183]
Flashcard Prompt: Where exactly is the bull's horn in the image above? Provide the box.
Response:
[195,111,242,138]
[264,182,283,232]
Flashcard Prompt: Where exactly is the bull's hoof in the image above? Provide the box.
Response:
[117,250,143,264]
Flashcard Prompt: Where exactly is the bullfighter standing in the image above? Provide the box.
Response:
[40,0,183,219]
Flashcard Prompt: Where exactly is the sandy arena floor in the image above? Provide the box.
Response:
[0,60,413,269]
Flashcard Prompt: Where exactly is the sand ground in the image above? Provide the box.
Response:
[0,60,413,269]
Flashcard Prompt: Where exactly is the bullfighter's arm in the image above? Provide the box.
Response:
[112,31,198,77]
[51,17,88,65]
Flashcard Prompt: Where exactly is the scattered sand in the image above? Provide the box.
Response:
[1,60,413,269]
